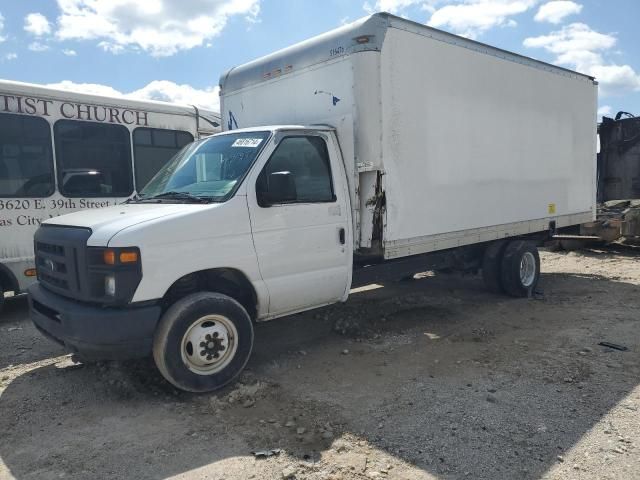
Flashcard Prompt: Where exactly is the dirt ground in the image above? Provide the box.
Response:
[1,246,640,480]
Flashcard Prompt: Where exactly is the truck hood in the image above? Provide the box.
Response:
[44,203,211,246]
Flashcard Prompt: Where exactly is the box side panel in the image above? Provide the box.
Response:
[380,27,597,246]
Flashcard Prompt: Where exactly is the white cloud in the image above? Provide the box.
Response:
[428,0,537,39]
[524,23,640,95]
[45,80,122,97]
[97,41,125,54]
[24,12,52,36]
[55,0,261,57]
[62,48,77,56]
[364,0,434,14]
[534,1,582,24]
[44,80,220,111]
[0,13,6,43]
[130,81,220,111]
[28,41,50,52]
[4,52,17,60]
[590,64,640,94]
[597,105,612,117]
[523,22,615,55]
[363,0,539,37]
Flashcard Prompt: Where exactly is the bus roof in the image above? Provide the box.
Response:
[0,79,221,126]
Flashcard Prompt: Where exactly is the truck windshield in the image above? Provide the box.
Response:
[139,131,270,202]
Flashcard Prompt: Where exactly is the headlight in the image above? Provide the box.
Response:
[87,247,142,304]
[104,274,116,296]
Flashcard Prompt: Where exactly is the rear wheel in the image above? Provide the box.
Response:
[153,292,254,392]
[481,241,507,293]
[500,241,540,297]
[0,286,4,314]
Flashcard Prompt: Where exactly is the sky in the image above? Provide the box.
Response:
[0,0,638,119]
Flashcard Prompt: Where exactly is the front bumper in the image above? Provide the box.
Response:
[28,283,161,360]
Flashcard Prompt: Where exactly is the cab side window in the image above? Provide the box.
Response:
[257,136,335,205]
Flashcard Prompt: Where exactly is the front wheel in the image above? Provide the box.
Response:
[153,292,254,392]
[500,241,540,297]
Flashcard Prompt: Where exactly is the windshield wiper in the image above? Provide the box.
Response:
[143,191,211,203]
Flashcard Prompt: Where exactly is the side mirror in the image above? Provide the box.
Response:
[257,171,297,207]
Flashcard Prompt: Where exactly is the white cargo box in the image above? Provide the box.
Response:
[220,13,597,259]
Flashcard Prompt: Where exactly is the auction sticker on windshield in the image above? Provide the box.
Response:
[231,138,263,148]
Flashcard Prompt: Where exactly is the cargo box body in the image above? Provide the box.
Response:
[220,13,597,259]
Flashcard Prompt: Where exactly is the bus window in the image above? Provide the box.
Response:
[54,120,133,197]
[133,128,194,190]
[0,113,54,198]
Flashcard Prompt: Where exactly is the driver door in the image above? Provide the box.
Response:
[247,132,351,317]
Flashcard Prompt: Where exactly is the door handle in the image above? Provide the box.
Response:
[339,228,346,245]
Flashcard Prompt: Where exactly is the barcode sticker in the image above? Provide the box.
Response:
[232,138,263,148]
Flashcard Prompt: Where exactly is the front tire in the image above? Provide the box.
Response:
[153,292,254,393]
[500,241,540,297]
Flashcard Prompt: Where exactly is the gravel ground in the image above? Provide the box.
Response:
[1,246,639,480]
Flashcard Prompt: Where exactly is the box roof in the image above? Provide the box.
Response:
[220,12,595,95]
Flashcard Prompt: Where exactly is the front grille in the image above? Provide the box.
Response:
[36,255,67,273]
[36,241,65,256]
[39,271,69,290]
[34,225,92,300]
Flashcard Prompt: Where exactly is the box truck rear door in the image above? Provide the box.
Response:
[247,132,350,316]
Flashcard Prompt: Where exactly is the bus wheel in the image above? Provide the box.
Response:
[0,287,4,313]
[152,292,254,393]
[500,241,540,297]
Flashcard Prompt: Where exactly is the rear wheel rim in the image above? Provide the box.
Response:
[520,251,536,287]
[180,315,238,375]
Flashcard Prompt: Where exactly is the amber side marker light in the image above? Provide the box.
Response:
[103,249,139,265]
[103,249,116,265]
[119,251,139,264]
[24,268,37,277]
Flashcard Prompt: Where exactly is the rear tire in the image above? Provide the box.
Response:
[500,241,540,297]
[153,292,254,393]
[0,287,4,314]
[481,241,507,293]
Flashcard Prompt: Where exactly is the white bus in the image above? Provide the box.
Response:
[0,80,220,309]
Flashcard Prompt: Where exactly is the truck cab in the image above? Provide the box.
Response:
[29,126,353,392]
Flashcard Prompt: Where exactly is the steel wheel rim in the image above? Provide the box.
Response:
[180,314,238,375]
[520,251,536,287]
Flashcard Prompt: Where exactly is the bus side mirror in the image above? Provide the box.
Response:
[257,171,297,207]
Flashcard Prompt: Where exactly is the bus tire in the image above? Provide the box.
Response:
[0,287,4,314]
[152,292,254,393]
[500,241,540,298]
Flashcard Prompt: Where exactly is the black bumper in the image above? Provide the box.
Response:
[28,283,161,360]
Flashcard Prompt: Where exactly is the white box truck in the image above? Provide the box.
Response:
[29,13,597,392]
